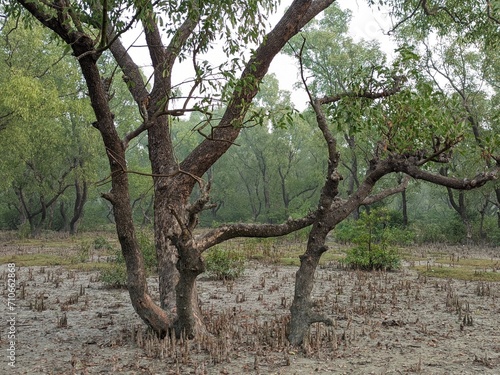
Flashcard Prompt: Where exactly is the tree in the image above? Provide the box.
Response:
[0,21,99,235]
[389,1,500,238]
[6,0,338,338]
[284,5,392,218]
[285,2,499,344]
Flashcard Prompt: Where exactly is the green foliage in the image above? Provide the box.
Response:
[204,246,245,280]
[100,229,156,288]
[411,211,467,245]
[482,218,500,246]
[339,209,402,271]
[0,20,102,235]
[335,210,414,246]
[342,244,400,271]
[17,222,32,240]
[99,243,127,288]
[75,241,92,263]
[93,235,113,251]
[99,263,127,288]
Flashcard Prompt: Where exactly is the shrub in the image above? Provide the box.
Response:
[99,264,127,288]
[93,235,113,251]
[17,222,31,239]
[74,240,92,263]
[204,246,245,280]
[342,244,400,271]
[340,209,401,271]
[334,220,358,244]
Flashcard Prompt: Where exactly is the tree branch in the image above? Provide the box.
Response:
[361,175,410,205]
[195,212,318,252]
[180,0,335,182]
[487,1,500,25]
[396,161,498,190]
[317,77,404,105]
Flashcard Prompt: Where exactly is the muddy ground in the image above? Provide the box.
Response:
[1,239,499,375]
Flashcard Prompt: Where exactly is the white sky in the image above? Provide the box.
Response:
[125,1,396,111]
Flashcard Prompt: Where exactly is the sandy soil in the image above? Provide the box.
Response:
[1,242,499,375]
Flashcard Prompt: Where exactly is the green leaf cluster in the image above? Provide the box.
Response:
[339,209,403,271]
[204,246,245,280]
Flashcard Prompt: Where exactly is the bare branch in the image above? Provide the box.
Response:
[386,0,468,34]
[195,212,318,252]
[396,162,498,190]
[187,181,212,230]
[387,0,423,35]
[361,175,410,205]
[421,0,466,24]
[98,0,108,48]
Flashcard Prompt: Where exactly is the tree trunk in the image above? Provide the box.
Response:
[141,196,153,226]
[288,89,406,345]
[401,189,408,227]
[73,42,172,337]
[398,174,409,227]
[441,168,473,242]
[59,201,70,232]
[288,226,333,345]
[69,179,88,235]
[152,185,207,337]
[495,187,500,229]
[146,109,206,336]
[446,187,472,243]
[173,244,205,338]
[154,203,180,312]
[343,132,360,220]
[478,196,489,240]
[288,99,340,346]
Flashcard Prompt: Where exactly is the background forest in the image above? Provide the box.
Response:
[0,5,498,246]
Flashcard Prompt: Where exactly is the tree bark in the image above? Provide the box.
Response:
[69,179,88,235]
[398,174,409,227]
[495,187,500,229]
[441,168,473,242]
[343,132,360,219]
[59,201,69,232]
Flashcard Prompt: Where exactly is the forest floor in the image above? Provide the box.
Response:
[1,232,499,375]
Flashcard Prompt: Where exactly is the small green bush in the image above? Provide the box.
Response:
[334,220,358,244]
[75,240,92,263]
[384,226,415,246]
[340,209,401,271]
[99,264,127,288]
[204,246,245,280]
[17,222,31,239]
[99,244,127,287]
[342,244,400,271]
